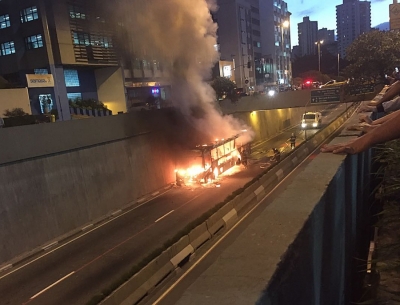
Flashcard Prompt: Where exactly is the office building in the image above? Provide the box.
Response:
[298,17,318,57]
[0,0,170,119]
[336,0,371,58]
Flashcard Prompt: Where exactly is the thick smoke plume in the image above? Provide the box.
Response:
[122,0,253,143]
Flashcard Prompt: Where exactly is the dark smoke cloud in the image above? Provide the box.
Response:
[118,0,253,143]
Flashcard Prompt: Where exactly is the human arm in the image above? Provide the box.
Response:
[370,109,400,125]
[368,81,400,106]
[377,96,400,113]
[321,110,400,154]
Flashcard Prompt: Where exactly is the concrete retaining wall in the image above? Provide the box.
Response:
[0,130,177,263]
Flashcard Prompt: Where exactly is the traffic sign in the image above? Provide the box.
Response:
[311,88,341,104]
[347,84,375,95]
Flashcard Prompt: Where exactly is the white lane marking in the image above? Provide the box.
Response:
[0,189,171,280]
[155,210,174,223]
[152,191,160,196]
[137,197,147,203]
[30,271,75,299]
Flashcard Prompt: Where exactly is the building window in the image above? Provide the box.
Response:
[69,5,86,19]
[133,58,141,70]
[90,34,113,48]
[34,69,49,74]
[20,6,39,23]
[72,31,90,45]
[0,14,10,29]
[0,41,15,56]
[64,69,80,87]
[39,94,53,114]
[72,31,113,48]
[25,34,44,50]
[67,93,82,100]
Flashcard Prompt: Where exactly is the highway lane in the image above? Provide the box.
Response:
[0,102,351,305]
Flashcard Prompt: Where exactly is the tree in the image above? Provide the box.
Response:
[3,108,28,117]
[210,77,239,103]
[344,30,400,83]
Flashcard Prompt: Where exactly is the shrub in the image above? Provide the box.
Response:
[3,108,28,117]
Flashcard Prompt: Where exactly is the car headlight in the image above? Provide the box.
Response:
[312,122,318,127]
[301,123,307,128]
[268,90,275,97]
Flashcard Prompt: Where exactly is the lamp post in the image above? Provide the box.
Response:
[280,20,289,85]
[315,40,323,72]
[337,53,340,77]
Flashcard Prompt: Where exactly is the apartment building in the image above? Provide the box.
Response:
[336,0,371,58]
[298,16,318,56]
[318,28,335,44]
[216,0,291,90]
[0,0,170,119]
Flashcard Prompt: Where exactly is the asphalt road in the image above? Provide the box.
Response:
[0,103,348,305]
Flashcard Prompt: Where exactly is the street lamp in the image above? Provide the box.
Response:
[315,40,323,72]
[337,53,340,77]
[280,20,289,84]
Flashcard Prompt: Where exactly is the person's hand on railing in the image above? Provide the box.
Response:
[322,109,400,154]
[346,122,378,133]
[320,137,366,154]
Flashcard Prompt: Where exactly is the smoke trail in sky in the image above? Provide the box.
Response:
[122,0,253,143]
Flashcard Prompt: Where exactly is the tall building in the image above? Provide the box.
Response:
[336,0,371,58]
[318,28,335,44]
[259,0,291,86]
[0,0,170,119]
[298,17,318,56]
[216,0,291,89]
[390,0,400,30]
[215,0,253,90]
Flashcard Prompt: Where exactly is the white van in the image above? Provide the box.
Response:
[301,112,322,129]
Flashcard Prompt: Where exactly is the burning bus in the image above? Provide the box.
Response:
[175,134,251,186]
